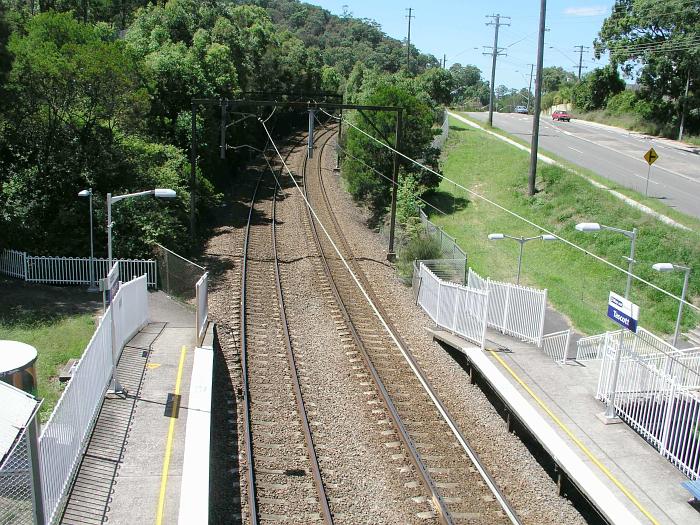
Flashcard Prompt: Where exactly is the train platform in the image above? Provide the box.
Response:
[428,327,699,525]
[59,291,213,525]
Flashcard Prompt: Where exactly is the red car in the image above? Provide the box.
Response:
[552,110,571,122]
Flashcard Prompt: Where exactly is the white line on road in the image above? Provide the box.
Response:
[568,146,584,154]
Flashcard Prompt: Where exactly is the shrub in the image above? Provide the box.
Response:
[396,231,441,283]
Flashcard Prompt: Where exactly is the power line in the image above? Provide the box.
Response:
[320,108,700,314]
[484,14,511,126]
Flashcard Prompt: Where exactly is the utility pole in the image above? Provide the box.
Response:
[484,14,510,126]
[527,63,535,113]
[443,54,447,69]
[527,0,547,196]
[574,45,589,80]
[190,103,197,242]
[679,69,691,141]
[406,8,414,74]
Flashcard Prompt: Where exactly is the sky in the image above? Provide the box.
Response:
[310,0,615,89]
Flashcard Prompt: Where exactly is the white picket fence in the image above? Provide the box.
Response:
[596,333,700,480]
[541,329,571,363]
[467,268,547,345]
[415,262,489,348]
[37,275,149,523]
[0,248,156,287]
[196,272,209,345]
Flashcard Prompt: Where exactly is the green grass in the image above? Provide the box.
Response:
[0,314,96,421]
[427,117,700,337]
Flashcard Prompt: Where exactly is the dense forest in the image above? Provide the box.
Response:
[0,0,464,260]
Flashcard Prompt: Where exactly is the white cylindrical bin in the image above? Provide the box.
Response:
[0,340,38,396]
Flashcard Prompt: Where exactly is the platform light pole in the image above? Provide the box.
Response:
[107,188,177,268]
[78,188,98,292]
[653,263,692,348]
[487,233,558,285]
[576,221,638,421]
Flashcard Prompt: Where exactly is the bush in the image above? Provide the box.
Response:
[605,91,636,115]
[396,231,441,283]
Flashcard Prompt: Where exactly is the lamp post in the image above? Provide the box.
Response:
[576,221,638,421]
[78,188,98,292]
[575,222,637,300]
[652,263,691,348]
[105,188,176,395]
[107,188,177,268]
[487,233,558,285]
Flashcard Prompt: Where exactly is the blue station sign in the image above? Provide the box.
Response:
[607,291,639,333]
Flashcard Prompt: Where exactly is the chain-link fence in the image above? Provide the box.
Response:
[0,427,34,525]
[431,110,449,150]
[154,244,206,303]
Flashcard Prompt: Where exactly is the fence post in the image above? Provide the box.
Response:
[452,285,459,333]
[563,329,572,362]
[537,289,548,347]
[481,291,490,350]
[502,282,511,334]
[659,378,677,459]
[26,411,46,525]
[23,251,28,281]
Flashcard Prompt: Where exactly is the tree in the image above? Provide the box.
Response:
[417,67,454,105]
[572,66,625,111]
[541,66,576,93]
[595,0,699,133]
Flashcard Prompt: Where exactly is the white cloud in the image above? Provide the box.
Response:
[564,6,608,17]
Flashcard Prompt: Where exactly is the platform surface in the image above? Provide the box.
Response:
[59,291,213,525]
[429,327,700,525]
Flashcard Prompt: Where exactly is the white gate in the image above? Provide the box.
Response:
[415,263,489,348]
[467,268,547,345]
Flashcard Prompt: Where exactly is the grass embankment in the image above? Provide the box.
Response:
[455,111,700,232]
[0,310,96,421]
[426,117,700,336]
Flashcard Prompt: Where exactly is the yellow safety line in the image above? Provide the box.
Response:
[489,350,660,525]
[155,345,187,525]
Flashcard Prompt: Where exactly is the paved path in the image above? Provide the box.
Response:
[60,292,211,525]
[465,112,700,220]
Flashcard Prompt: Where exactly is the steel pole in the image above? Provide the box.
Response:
[604,227,637,420]
[190,102,197,243]
[387,108,403,260]
[624,228,637,300]
[673,268,691,348]
[107,193,113,269]
[88,188,98,291]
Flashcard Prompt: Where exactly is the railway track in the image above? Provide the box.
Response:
[240,154,333,524]
[299,125,522,524]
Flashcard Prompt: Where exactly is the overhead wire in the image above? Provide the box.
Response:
[319,107,700,315]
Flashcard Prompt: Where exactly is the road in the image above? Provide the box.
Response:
[465,112,700,220]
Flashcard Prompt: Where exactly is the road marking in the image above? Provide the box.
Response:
[155,345,187,525]
[568,146,583,154]
[489,350,660,525]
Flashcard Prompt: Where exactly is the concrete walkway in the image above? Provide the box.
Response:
[60,291,211,525]
[476,328,699,525]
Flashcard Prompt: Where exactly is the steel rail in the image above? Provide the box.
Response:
[269,138,335,525]
[240,172,264,525]
[310,127,522,525]
[301,128,453,524]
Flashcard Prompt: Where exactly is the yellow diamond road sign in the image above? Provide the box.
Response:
[644,147,659,166]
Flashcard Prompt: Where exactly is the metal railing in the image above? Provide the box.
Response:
[596,333,700,479]
[467,268,548,346]
[196,272,209,345]
[415,262,489,348]
[37,275,149,524]
[154,244,205,302]
[576,332,608,361]
[418,209,467,276]
[0,425,34,524]
[0,249,156,288]
[541,330,571,363]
